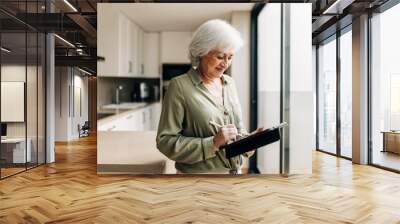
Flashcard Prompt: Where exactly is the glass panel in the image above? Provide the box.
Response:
[318,37,337,154]
[340,29,352,158]
[1,31,27,177]
[0,1,46,178]
[27,31,38,169]
[371,3,400,171]
[38,32,45,165]
[390,74,400,130]
[26,0,39,169]
[0,1,29,32]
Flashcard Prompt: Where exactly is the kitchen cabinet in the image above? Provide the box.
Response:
[115,109,146,131]
[98,103,161,132]
[130,21,140,77]
[98,11,133,77]
[143,33,160,77]
[141,107,151,130]
[126,18,147,77]
[137,28,145,76]
[119,14,131,77]
[98,122,117,132]
[97,5,120,76]
[150,102,161,130]
[139,105,158,131]
[98,5,147,77]
[114,110,141,131]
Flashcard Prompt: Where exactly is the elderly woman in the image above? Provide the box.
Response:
[156,19,259,174]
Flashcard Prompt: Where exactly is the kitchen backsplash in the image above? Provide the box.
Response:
[97,77,160,107]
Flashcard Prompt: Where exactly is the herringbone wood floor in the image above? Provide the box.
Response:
[0,135,400,224]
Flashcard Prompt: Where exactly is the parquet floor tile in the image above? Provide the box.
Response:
[0,135,399,223]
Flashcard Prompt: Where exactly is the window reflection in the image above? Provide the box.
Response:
[371,3,400,171]
[1,31,28,178]
[340,29,352,158]
[0,1,46,179]
[318,37,337,154]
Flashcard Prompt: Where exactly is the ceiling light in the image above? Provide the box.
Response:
[78,67,93,76]
[322,0,354,15]
[54,34,75,48]
[63,0,78,12]
[1,47,11,53]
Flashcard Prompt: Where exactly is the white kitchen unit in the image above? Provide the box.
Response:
[150,102,161,130]
[98,5,146,77]
[137,28,145,76]
[97,131,176,174]
[97,102,173,174]
[130,21,145,77]
[97,102,161,132]
[98,109,142,131]
[143,32,160,77]
[97,5,119,76]
[119,13,131,76]
[141,103,161,131]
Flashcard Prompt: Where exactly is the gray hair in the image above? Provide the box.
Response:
[188,19,243,68]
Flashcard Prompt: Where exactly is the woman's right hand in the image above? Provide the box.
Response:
[212,124,238,152]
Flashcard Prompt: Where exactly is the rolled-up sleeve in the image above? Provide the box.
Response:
[156,79,217,164]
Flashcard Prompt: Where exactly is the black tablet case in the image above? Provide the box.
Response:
[220,126,282,159]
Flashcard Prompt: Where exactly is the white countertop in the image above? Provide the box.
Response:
[101,102,148,110]
[1,137,28,143]
[97,101,160,127]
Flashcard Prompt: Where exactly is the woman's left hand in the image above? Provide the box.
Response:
[250,127,264,135]
[236,127,263,140]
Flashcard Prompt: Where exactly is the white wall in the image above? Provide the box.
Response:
[1,65,39,137]
[55,67,70,141]
[288,3,313,174]
[55,67,89,141]
[160,31,192,63]
[72,74,89,138]
[1,66,26,125]
[231,11,251,131]
[257,4,282,173]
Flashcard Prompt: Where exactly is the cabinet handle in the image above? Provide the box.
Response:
[126,115,133,120]
[129,61,132,73]
[141,64,144,74]
[107,125,116,131]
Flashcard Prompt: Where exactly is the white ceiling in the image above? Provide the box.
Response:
[105,3,254,32]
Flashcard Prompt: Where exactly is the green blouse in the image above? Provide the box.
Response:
[156,68,253,173]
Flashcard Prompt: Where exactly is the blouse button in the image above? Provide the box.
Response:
[224,108,230,115]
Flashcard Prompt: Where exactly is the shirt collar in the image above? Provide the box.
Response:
[188,67,229,86]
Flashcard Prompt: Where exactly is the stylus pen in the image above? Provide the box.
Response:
[209,121,244,137]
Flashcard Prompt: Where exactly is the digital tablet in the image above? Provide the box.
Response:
[220,122,288,158]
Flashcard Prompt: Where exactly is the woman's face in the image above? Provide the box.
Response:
[200,49,234,79]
